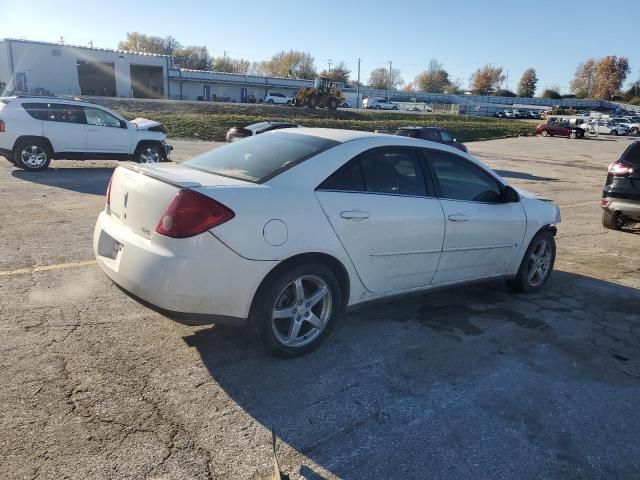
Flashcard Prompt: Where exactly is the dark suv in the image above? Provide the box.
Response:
[394,127,467,152]
[601,141,640,230]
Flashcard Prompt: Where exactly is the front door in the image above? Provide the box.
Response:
[424,150,527,284]
[315,147,445,294]
[83,107,130,154]
[203,85,211,101]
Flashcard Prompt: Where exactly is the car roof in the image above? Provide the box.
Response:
[6,95,107,108]
[397,126,440,131]
[271,127,381,143]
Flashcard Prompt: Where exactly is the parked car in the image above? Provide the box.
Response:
[611,118,640,135]
[582,119,629,136]
[363,97,400,110]
[0,95,171,171]
[535,121,585,139]
[340,101,351,108]
[527,111,542,119]
[504,110,516,118]
[394,126,468,152]
[94,128,560,357]
[601,141,640,230]
[512,110,525,118]
[494,111,506,118]
[264,93,293,105]
[225,121,300,142]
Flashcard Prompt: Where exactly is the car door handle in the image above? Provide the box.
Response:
[447,213,469,222]
[340,210,369,220]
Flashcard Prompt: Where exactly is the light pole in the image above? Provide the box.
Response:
[388,61,393,100]
[356,58,361,108]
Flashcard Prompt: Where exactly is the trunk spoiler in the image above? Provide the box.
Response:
[119,162,202,188]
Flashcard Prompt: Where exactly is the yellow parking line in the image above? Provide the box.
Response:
[0,259,97,277]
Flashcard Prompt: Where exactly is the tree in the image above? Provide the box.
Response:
[414,59,451,93]
[517,68,538,98]
[368,67,403,90]
[570,56,630,99]
[541,89,561,99]
[260,50,317,79]
[212,56,250,74]
[594,56,630,100]
[469,64,506,95]
[319,61,351,84]
[118,32,180,56]
[494,89,516,97]
[0,81,6,94]
[402,82,416,92]
[446,78,464,94]
[173,46,211,70]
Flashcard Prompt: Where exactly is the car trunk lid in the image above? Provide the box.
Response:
[107,163,250,239]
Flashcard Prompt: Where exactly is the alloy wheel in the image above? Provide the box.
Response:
[20,145,48,169]
[526,239,552,287]
[271,275,332,348]
[139,147,160,163]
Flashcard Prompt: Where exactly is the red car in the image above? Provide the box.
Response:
[536,121,584,139]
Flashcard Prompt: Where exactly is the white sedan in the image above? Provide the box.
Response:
[94,129,560,357]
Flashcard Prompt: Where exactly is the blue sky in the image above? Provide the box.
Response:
[4,0,640,94]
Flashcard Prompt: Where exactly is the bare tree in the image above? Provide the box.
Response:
[319,61,351,84]
[469,64,506,95]
[517,68,538,98]
[173,46,211,70]
[212,56,251,74]
[368,67,403,90]
[570,59,597,98]
[260,50,317,79]
[414,59,451,93]
[118,32,180,56]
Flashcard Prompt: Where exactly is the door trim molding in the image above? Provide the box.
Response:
[443,244,513,253]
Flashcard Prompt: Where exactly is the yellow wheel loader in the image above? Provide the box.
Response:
[293,77,344,110]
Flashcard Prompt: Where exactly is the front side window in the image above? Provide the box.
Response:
[427,151,502,203]
[440,130,454,142]
[185,132,338,183]
[319,148,428,197]
[84,107,122,128]
[48,103,86,124]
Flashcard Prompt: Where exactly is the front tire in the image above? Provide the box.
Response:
[506,230,556,293]
[611,130,618,136]
[540,130,549,137]
[631,127,639,135]
[14,139,52,171]
[136,144,163,164]
[253,264,341,357]
[569,131,577,139]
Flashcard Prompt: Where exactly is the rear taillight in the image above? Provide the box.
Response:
[156,189,234,238]
[105,175,113,213]
[601,199,610,207]
[608,161,634,176]
[0,120,5,133]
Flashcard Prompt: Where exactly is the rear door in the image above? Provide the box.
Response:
[84,107,130,155]
[424,149,526,284]
[315,147,445,294]
[42,103,87,154]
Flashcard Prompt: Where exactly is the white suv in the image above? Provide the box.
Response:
[362,97,400,110]
[0,96,172,171]
[264,93,293,105]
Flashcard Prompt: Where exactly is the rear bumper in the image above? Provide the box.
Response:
[602,197,640,218]
[93,211,277,320]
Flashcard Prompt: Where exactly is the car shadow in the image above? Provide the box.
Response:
[11,166,114,196]
[182,271,640,478]
[494,169,558,182]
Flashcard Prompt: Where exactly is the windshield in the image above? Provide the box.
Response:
[184,132,339,182]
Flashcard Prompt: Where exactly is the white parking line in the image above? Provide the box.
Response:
[0,259,97,277]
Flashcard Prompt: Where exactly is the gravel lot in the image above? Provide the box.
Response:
[1,135,639,479]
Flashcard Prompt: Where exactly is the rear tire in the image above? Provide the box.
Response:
[253,263,341,358]
[506,230,556,293]
[602,209,623,230]
[14,139,52,171]
[569,131,577,139]
[392,106,399,110]
[631,127,639,135]
[374,105,381,110]
[540,130,549,137]
[611,130,618,136]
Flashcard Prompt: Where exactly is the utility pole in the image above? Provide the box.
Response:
[223,50,228,61]
[388,61,393,100]
[59,36,64,45]
[356,58,361,109]
[505,70,509,92]
[89,40,93,48]
[328,59,332,72]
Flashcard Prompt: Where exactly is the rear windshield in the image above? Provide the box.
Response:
[184,132,339,183]
[620,142,640,165]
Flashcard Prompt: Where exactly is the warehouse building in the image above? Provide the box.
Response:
[0,38,170,98]
[1,38,635,116]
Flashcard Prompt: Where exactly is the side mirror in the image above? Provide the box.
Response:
[119,119,128,129]
[501,185,519,203]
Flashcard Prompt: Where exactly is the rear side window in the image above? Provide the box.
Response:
[395,129,419,138]
[184,132,338,183]
[620,142,640,165]
[22,103,49,121]
[48,103,86,124]
[319,148,428,197]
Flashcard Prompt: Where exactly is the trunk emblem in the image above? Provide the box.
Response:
[124,191,129,208]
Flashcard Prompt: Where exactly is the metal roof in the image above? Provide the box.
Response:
[0,38,169,57]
